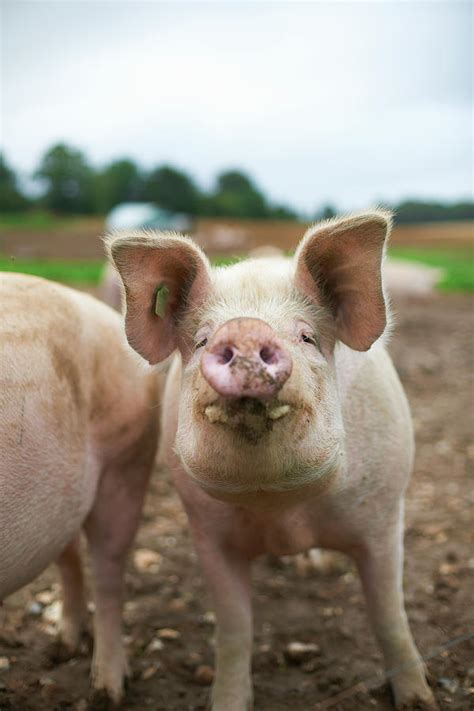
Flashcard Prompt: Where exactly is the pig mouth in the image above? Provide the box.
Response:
[203,397,291,443]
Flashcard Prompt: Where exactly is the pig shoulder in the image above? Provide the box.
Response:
[335,342,414,500]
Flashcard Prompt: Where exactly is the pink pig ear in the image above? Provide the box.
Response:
[294,210,391,351]
[106,231,212,364]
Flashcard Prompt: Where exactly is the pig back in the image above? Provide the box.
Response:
[0,273,155,597]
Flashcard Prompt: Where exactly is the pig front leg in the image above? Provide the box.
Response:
[353,520,436,709]
[193,533,253,711]
[56,534,88,652]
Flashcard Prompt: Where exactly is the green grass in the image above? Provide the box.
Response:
[389,247,474,292]
[0,211,84,231]
[0,254,104,285]
[1,247,472,291]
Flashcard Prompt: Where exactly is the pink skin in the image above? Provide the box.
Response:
[110,214,436,711]
[0,273,159,704]
[200,318,293,400]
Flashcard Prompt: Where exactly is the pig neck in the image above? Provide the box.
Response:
[173,464,347,558]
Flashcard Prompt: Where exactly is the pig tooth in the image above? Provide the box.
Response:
[204,405,229,424]
[267,404,290,420]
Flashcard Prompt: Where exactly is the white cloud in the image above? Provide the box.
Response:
[2,0,472,211]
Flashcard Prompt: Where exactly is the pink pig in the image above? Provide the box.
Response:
[109,211,436,710]
[0,273,159,702]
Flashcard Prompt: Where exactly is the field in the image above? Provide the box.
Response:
[1,215,472,292]
[0,218,473,709]
[0,295,473,710]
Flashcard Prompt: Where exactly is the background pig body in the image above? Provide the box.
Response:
[0,273,159,702]
[110,214,435,710]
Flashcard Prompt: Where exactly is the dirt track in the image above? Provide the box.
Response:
[0,293,473,710]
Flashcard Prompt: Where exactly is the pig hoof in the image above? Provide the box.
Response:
[89,687,123,710]
[395,700,438,711]
[211,685,253,711]
[90,652,129,705]
[394,686,438,710]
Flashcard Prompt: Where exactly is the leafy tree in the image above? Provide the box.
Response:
[35,143,95,214]
[207,169,269,218]
[144,165,199,214]
[95,159,144,213]
[314,203,337,221]
[269,204,298,220]
[216,170,255,194]
[395,200,474,224]
[0,153,29,212]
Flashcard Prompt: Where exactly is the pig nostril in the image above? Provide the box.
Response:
[259,346,277,365]
[216,346,234,365]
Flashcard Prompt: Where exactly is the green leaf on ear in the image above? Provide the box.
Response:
[154,284,170,318]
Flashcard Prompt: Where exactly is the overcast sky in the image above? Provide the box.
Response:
[2,0,472,213]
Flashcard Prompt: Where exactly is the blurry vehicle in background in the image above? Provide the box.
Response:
[105,202,192,233]
[101,203,192,311]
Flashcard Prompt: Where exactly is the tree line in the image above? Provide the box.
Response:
[1,144,472,224]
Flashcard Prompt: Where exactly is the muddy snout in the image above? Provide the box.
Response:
[200,317,292,400]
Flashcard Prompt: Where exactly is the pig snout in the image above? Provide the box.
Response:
[200,318,292,400]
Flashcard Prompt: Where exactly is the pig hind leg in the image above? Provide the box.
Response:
[84,436,156,703]
[353,520,436,709]
[56,534,88,652]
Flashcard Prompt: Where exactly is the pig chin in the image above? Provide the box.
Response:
[177,441,343,505]
[176,394,344,501]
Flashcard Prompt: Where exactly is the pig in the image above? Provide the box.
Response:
[100,261,123,311]
[108,211,436,710]
[0,273,159,703]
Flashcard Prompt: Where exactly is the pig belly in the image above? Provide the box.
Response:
[0,437,99,600]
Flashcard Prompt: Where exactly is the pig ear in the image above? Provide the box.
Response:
[106,231,212,364]
[294,210,391,351]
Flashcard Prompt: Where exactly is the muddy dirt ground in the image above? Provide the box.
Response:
[1,293,473,710]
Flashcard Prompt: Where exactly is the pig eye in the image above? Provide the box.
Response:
[301,333,318,347]
[195,337,208,350]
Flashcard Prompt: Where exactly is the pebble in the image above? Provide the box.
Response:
[202,610,216,626]
[157,627,180,640]
[28,601,43,616]
[0,657,11,671]
[43,601,62,624]
[36,590,56,605]
[182,652,203,670]
[39,676,56,687]
[142,663,160,680]
[146,638,164,653]
[285,641,320,663]
[438,677,459,694]
[133,548,162,573]
[194,665,214,685]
